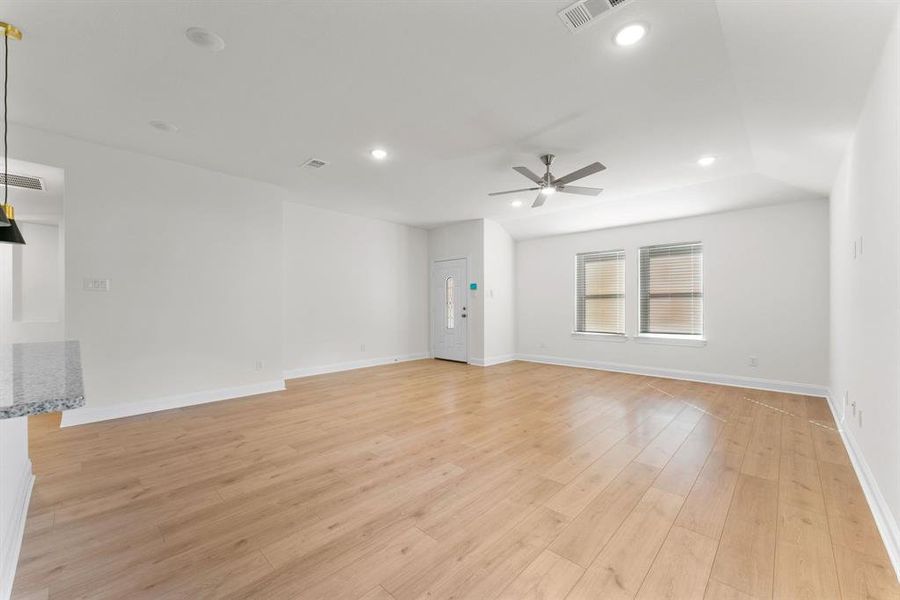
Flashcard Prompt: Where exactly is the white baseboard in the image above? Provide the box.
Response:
[283,353,430,380]
[470,355,515,367]
[825,395,900,580]
[514,353,828,397]
[60,379,286,427]
[1,460,33,600]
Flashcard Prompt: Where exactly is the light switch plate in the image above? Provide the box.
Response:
[83,278,110,292]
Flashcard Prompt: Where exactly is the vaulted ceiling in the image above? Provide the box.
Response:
[5,0,898,238]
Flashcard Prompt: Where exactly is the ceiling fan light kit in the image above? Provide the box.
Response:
[0,21,24,242]
[489,153,606,208]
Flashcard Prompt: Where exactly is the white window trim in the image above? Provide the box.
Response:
[571,332,629,342]
[634,333,706,347]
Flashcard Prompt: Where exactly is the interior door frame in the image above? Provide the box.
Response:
[430,256,469,364]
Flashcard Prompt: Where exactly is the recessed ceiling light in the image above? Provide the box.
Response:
[370,148,388,160]
[697,155,717,167]
[614,23,647,47]
[185,27,226,52]
[541,186,557,196]
[510,200,523,207]
[149,120,178,133]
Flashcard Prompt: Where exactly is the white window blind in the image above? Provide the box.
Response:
[575,250,625,334]
[639,242,703,336]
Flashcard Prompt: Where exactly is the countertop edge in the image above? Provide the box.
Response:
[1,340,86,420]
[0,394,86,419]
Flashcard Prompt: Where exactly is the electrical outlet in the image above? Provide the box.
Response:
[748,356,758,367]
[360,344,366,352]
[255,360,264,371]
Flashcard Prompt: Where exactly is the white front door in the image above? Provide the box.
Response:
[432,258,467,362]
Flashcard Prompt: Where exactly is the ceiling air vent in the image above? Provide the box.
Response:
[301,158,328,169]
[558,0,628,33]
[0,172,44,191]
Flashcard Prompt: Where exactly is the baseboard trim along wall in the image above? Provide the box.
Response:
[60,380,287,427]
[1,460,33,600]
[283,353,430,380]
[514,354,828,397]
[469,355,515,367]
[825,395,900,580]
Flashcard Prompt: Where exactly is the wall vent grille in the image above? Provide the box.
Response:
[301,158,328,169]
[0,173,44,191]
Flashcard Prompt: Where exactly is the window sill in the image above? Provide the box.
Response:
[571,332,628,343]
[634,334,706,347]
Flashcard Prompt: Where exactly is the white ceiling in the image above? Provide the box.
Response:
[4,0,897,238]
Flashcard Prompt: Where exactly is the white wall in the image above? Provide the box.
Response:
[483,219,515,363]
[0,160,65,344]
[516,199,829,392]
[428,220,485,362]
[830,9,900,574]
[282,202,428,375]
[13,223,61,326]
[13,124,288,418]
[0,246,12,345]
[12,124,434,423]
[0,418,31,600]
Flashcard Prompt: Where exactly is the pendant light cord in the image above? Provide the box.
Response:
[3,32,8,208]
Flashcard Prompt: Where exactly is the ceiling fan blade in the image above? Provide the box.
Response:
[559,185,604,196]
[554,162,607,185]
[532,192,546,208]
[513,166,544,184]
[488,187,540,197]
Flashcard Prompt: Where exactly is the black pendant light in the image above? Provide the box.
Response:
[0,22,24,244]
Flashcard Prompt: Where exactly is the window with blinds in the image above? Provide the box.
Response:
[639,242,703,336]
[575,250,625,334]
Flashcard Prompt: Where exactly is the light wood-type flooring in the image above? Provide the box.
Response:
[12,360,900,599]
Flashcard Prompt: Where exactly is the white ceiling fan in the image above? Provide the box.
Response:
[489,154,606,208]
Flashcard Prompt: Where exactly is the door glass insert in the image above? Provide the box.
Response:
[446,276,455,329]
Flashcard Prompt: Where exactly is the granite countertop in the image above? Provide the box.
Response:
[0,340,86,419]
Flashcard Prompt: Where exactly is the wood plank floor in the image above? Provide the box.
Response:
[12,360,900,600]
